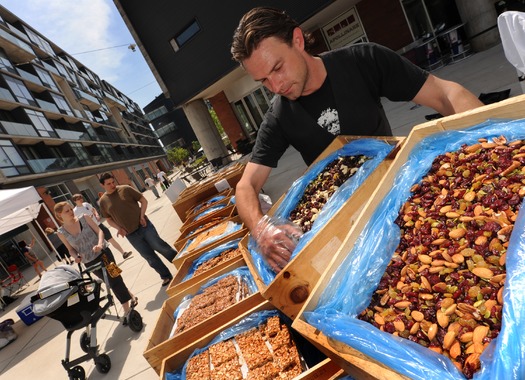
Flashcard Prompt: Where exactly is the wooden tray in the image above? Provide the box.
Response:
[293,95,525,379]
[241,135,404,318]
[158,300,344,380]
[184,188,233,221]
[177,204,237,242]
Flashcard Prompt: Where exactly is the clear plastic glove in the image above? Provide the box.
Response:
[252,215,303,273]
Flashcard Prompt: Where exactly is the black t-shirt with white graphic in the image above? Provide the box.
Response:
[298,76,340,136]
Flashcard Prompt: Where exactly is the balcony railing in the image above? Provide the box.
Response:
[16,68,43,87]
[73,88,101,106]
[0,120,37,137]
[0,28,34,55]
[0,87,16,103]
[36,98,60,113]
[27,156,82,174]
[55,128,89,141]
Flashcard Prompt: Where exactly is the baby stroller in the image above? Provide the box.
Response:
[31,263,142,380]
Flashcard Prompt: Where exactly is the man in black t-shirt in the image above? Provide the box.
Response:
[230,7,483,272]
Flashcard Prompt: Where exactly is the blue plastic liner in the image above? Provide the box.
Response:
[248,138,394,285]
[179,221,242,256]
[304,119,525,380]
[193,203,227,221]
[173,266,258,324]
[165,310,281,380]
[182,238,242,281]
[191,195,226,215]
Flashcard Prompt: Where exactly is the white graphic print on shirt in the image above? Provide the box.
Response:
[317,108,340,135]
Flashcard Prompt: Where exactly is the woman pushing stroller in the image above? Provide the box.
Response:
[54,201,138,324]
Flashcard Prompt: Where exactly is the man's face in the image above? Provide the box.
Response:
[101,178,117,194]
[242,30,309,100]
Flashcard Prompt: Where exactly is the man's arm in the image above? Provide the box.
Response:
[236,162,272,231]
[137,196,148,227]
[105,216,128,237]
[413,74,484,116]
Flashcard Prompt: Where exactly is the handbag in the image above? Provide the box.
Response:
[101,251,122,278]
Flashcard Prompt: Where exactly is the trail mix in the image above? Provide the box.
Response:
[289,155,370,232]
[193,248,242,277]
[174,275,250,334]
[358,136,525,378]
[185,316,303,380]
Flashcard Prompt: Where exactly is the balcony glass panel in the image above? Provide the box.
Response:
[0,28,34,54]
[0,87,15,102]
[16,68,43,86]
[27,156,82,173]
[36,98,60,113]
[55,128,88,140]
[0,120,37,136]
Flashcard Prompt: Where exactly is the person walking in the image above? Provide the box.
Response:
[54,202,138,323]
[71,194,132,260]
[144,175,160,199]
[98,173,177,286]
[45,227,72,265]
[18,238,46,278]
[157,171,170,190]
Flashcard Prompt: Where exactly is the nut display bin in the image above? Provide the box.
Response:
[294,95,525,379]
[241,135,403,319]
[158,300,344,380]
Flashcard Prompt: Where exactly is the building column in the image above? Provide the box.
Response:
[208,91,245,150]
[183,99,229,162]
[455,0,500,52]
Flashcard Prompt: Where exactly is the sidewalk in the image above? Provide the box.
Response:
[0,187,183,380]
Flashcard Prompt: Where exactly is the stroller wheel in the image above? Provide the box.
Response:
[79,332,90,353]
[68,365,85,380]
[95,353,111,373]
[127,309,143,332]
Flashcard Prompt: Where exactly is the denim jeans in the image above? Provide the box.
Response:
[126,220,177,280]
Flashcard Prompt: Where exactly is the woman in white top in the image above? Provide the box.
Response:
[71,194,132,260]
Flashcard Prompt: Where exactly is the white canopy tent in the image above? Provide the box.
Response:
[0,187,57,275]
[0,187,43,236]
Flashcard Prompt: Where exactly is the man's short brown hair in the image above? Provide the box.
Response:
[231,7,314,63]
[71,193,83,201]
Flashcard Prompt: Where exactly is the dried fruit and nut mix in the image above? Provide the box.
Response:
[174,274,251,334]
[358,137,524,378]
[182,221,241,254]
[184,316,303,380]
[193,248,242,277]
[289,155,370,232]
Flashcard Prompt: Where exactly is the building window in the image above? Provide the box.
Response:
[170,19,200,52]
[4,75,37,106]
[0,49,15,74]
[145,105,168,121]
[34,66,58,91]
[69,142,92,165]
[50,93,73,115]
[24,108,57,138]
[0,139,28,176]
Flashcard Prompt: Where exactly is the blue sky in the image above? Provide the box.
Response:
[0,0,162,109]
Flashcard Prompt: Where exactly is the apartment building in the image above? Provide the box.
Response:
[0,5,170,274]
[115,0,501,164]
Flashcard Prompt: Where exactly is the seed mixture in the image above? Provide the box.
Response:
[193,248,242,277]
[289,155,370,232]
[174,275,250,334]
[185,316,303,380]
[358,136,524,378]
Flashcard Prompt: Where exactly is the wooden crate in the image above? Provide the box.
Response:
[166,236,245,297]
[294,95,525,379]
[184,188,234,221]
[241,135,404,319]
[172,163,244,220]
[144,263,265,374]
[177,204,237,242]
[158,300,344,380]
[173,216,248,269]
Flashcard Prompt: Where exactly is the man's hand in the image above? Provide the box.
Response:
[252,216,303,273]
[117,227,128,237]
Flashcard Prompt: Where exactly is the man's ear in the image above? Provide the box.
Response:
[292,27,305,51]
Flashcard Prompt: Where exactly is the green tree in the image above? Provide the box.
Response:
[167,146,189,166]
[192,140,201,153]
